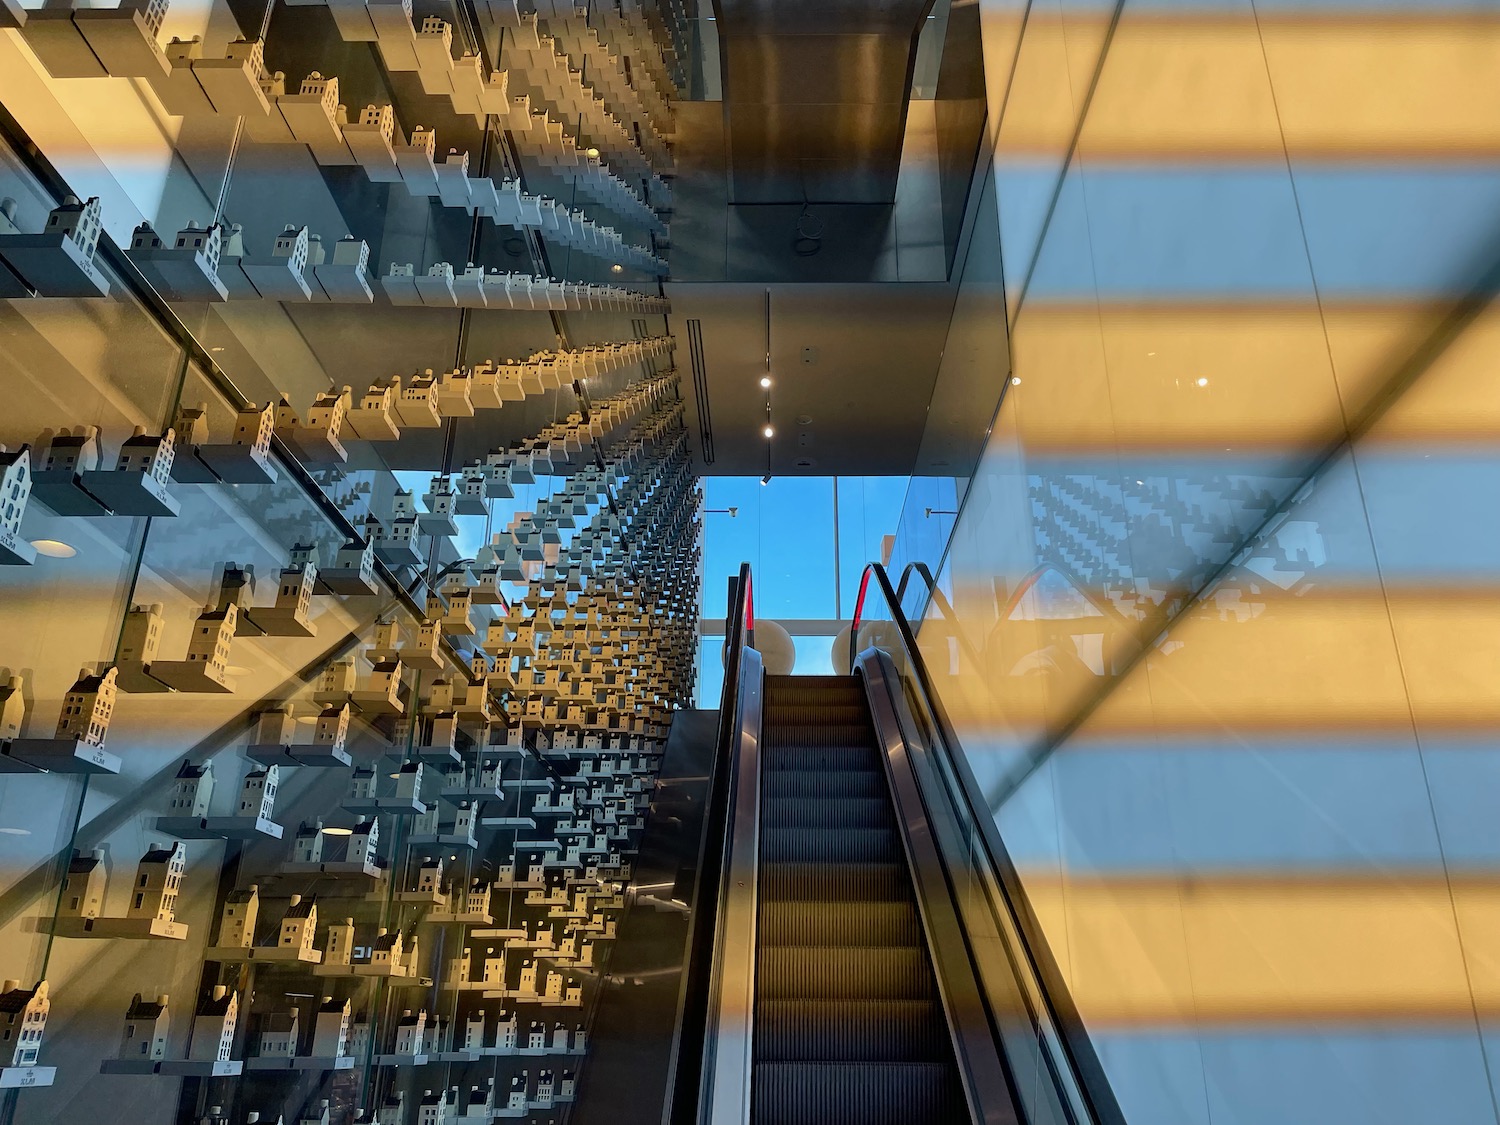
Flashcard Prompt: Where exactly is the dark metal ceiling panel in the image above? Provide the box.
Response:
[714,0,935,205]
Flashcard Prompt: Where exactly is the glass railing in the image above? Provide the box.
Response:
[851,562,1126,1125]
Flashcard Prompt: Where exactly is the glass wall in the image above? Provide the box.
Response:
[910,0,1500,1121]
[696,474,907,703]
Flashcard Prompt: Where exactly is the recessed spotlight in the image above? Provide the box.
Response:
[610,264,623,273]
[763,425,774,439]
[760,376,772,388]
[1010,377,1022,386]
[1196,377,1209,387]
[321,826,353,836]
[30,539,75,558]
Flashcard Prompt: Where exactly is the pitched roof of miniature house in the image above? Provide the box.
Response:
[0,981,42,1012]
[67,849,103,875]
[261,1011,298,1033]
[198,987,235,1017]
[373,932,402,952]
[317,997,347,1015]
[284,896,316,920]
[140,844,179,865]
[175,759,209,780]
[125,993,168,1020]
[225,885,257,904]
[70,667,116,694]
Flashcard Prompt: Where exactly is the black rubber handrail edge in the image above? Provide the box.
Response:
[663,562,752,1123]
[853,562,1127,1125]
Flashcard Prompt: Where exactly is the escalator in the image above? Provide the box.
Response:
[755,674,966,1124]
[673,563,1125,1125]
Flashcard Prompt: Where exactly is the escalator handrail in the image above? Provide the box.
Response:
[665,562,754,1124]
[851,562,1127,1125]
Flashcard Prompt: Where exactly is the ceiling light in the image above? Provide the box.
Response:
[759,376,771,388]
[30,539,75,558]
[760,474,772,486]
[1196,377,1209,387]
[610,264,623,274]
[321,826,353,836]
[1010,377,1021,386]
[0,828,30,836]
[223,666,253,677]
[586,147,600,158]
[763,425,774,439]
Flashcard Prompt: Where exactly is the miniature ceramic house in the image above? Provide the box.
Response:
[323,917,356,968]
[314,704,349,755]
[237,764,279,820]
[189,985,237,1062]
[376,1091,404,1125]
[347,818,379,866]
[278,895,317,955]
[80,425,178,517]
[128,842,185,925]
[310,997,350,1058]
[0,676,24,741]
[216,885,259,948]
[292,821,323,865]
[56,666,117,746]
[0,980,48,1066]
[392,1009,426,1055]
[169,758,215,817]
[0,445,35,565]
[120,993,170,1060]
[257,1010,298,1059]
[346,766,376,803]
[320,537,378,595]
[60,849,106,918]
[0,195,110,297]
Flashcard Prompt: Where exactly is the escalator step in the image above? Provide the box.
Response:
[764,704,869,726]
[765,724,876,748]
[755,1000,953,1062]
[763,747,880,772]
[761,862,913,904]
[752,1061,965,1125]
[761,828,901,864]
[763,797,893,829]
[758,946,935,1001]
[762,770,888,800]
[759,901,922,947]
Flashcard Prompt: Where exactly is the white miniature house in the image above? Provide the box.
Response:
[257,1010,298,1059]
[237,763,279,820]
[128,842,184,923]
[60,849,106,918]
[56,666,117,746]
[323,917,356,968]
[216,885,260,948]
[393,1009,426,1055]
[311,997,350,1058]
[120,993,170,1060]
[0,980,48,1066]
[278,895,317,956]
[292,821,323,865]
[0,444,34,565]
[169,758,214,817]
[189,985,237,1062]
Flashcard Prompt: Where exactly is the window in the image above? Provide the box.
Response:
[133,892,144,909]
